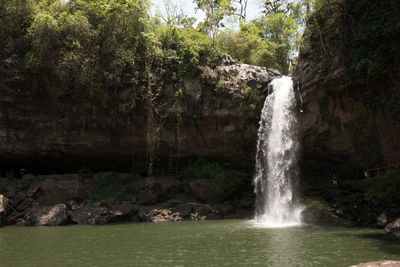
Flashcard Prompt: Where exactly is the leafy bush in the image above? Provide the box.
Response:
[363,170,399,203]
[157,25,215,74]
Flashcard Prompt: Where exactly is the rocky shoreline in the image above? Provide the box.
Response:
[1,172,400,241]
[0,172,251,227]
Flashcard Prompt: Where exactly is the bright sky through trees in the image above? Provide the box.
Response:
[150,0,264,27]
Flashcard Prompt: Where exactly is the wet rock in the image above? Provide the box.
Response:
[10,192,25,206]
[69,201,138,225]
[174,203,193,219]
[0,194,8,226]
[190,212,206,221]
[351,261,400,267]
[26,183,40,198]
[26,204,68,226]
[301,198,351,226]
[377,213,388,228]
[140,208,183,223]
[16,198,33,212]
[385,218,400,240]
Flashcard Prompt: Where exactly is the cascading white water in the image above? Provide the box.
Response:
[253,76,302,228]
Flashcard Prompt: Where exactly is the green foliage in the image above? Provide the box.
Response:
[256,12,299,74]
[6,0,219,95]
[0,0,35,57]
[155,0,196,27]
[180,158,247,190]
[157,25,214,74]
[363,171,399,203]
[217,22,275,68]
[301,0,400,81]
[215,0,302,74]
[88,174,133,202]
[343,0,400,80]
[195,0,235,43]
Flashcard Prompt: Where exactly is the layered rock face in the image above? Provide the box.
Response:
[0,56,279,174]
[295,42,400,174]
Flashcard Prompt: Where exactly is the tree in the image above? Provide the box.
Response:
[232,0,248,21]
[156,0,196,28]
[254,0,302,74]
[194,0,234,44]
[263,0,290,14]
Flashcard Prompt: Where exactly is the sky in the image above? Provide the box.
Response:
[149,0,264,27]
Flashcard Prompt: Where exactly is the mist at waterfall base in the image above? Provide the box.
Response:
[253,76,303,228]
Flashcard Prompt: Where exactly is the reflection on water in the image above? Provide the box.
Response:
[0,220,400,267]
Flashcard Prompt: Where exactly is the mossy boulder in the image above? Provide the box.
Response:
[300,197,352,226]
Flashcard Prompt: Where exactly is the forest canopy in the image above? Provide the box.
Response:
[0,0,317,89]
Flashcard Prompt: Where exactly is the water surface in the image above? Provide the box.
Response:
[1,220,399,266]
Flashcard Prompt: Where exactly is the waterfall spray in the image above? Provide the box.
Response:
[253,76,302,228]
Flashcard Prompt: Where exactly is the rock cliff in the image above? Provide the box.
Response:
[294,1,400,174]
[295,51,400,173]
[0,55,279,175]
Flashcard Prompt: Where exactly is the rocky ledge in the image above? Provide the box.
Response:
[0,55,280,174]
[23,199,235,226]
[0,171,252,226]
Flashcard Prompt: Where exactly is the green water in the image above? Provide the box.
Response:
[0,221,399,267]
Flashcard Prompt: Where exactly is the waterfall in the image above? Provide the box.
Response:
[253,76,302,228]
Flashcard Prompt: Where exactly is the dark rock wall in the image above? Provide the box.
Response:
[0,56,279,174]
[295,42,400,175]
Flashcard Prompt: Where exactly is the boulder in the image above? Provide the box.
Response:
[350,261,400,267]
[26,204,68,226]
[69,201,138,225]
[385,218,400,240]
[26,183,40,198]
[174,203,193,219]
[139,208,183,223]
[300,198,351,226]
[190,212,206,221]
[377,213,388,228]
[0,194,8,226]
